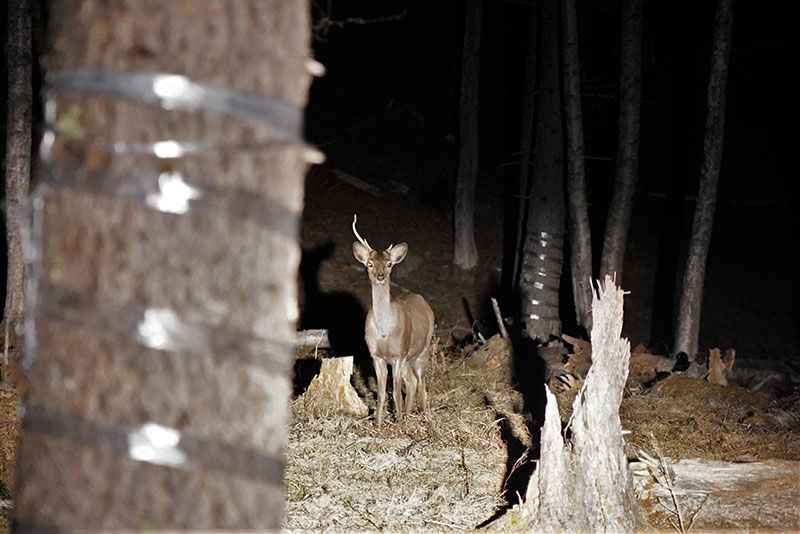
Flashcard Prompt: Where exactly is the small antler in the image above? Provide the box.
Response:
[352,214,372,250]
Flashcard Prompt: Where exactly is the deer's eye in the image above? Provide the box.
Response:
[386,262,393,268]
[367,262,373,268]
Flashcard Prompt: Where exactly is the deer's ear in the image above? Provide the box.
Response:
[389,242,408,264]
[353,242,370,265]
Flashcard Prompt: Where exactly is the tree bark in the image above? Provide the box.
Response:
[674,0,733,359]
[15,1,311,529]
[510,3,538,288]
[3,0,33,342]
[520,0,564,342]
[453,0,481,271]
[561,0,593,332]
[600,0,644,285]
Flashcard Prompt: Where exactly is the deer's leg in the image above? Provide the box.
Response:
[403,363,418,415]
[392,360,406,422]
[373,357,388,428]
[414,348,430,414]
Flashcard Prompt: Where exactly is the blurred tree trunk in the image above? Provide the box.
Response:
[520,0,564,342]
[510,3,538,290]
[674,0,733,359]
[2,0,33,350]
[454,0,481,271]
[561,0,593,332]
[600,0,644,285]
[15,0,311,529]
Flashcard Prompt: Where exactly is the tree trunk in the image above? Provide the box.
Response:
[3,0,33,344]
[673,0,733,359]
[561,0,593,332]
[453,0,481,271]
[510,3,538,289]
[15,1,311,529]
[520,0,564,342]
[600,0,644,284]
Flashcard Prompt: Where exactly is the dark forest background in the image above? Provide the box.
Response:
[302,0,797,357]
[1,0,797,356]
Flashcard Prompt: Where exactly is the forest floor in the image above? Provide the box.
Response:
[288,168,800,531]
[1,167,799,530]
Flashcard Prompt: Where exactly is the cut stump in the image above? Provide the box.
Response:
[301,357,368,418]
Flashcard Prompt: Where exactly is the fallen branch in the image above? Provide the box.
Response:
[490,297,509,339]
[294,329,331,349]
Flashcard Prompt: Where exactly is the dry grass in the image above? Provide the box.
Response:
[3,331,799,531]
[284,339,526,531]
[622,374,800,462]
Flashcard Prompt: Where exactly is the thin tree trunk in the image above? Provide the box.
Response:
[511,4,538,289]
[561,0,593,332]
[3,0,33,344]
[520,0,564,342]
[600,0,644,284]
[674,0,733,359]
[15,1,311,529]
[454,0,481,271]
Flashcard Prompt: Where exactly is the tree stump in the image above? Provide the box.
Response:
[504,276,638,531]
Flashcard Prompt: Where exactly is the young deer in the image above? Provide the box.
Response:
[352,215,435,428]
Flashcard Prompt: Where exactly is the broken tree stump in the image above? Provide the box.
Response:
[503,276,638,531]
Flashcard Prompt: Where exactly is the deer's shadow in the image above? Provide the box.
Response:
[296,242,372,395]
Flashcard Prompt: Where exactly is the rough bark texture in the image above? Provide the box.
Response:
[15,1,310,529]
[509,277,637,531]
[520,0,564,341]
[561,0,593,332]
[674,0,733,359]
[511,4,538,287]
[3,0,33,338]
[600,0,643,284]
[453,0,481,271]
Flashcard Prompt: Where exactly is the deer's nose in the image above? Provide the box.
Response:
[376,272,385,281]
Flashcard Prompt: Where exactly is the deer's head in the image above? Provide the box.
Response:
[352,215,408,286]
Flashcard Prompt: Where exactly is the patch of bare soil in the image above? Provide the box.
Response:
[284,339,527,531]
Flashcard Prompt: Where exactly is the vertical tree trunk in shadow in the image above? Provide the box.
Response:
[520,0,564,342]
[509,3,538,290]
[600,0,644,286]
[454,0,482,271]
[674,0,733,359]
[3,0,33,343]
[561,0,593,333]
[15,1,311,529]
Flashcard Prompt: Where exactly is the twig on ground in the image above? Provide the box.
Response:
[491,297,509,338]
[645,436,686,533]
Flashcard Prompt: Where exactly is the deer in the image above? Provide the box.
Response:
[351,214,435,428]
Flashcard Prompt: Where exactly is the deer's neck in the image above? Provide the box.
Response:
[371,282,396,337]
